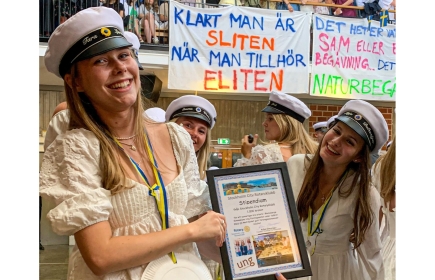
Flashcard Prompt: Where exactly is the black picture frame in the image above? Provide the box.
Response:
[206,162,312,280]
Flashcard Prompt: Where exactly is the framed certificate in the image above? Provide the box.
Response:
[206,162,312,280]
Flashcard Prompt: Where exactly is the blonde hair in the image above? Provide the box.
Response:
[169,117,211,181]
[374,136,396,202]
[271,114,318,154]
[65,51,149,195]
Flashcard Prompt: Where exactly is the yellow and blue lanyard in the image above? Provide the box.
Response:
[307,191,334,256]
[307,170,349,256]
[114,134,177,264]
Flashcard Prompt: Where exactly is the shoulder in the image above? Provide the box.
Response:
[166,122,191,142]
[287,153,311,168]
[46,128,100,156]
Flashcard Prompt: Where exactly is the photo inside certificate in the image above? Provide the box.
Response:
[214,169,304,279]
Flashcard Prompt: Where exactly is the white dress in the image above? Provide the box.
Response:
[233,143,283,167]
[39,122,212,280]
[380,201,395,280]
[287,154,384,280]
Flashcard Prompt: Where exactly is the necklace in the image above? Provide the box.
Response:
[118,140,137,151]
[115,134,137,140]
[319,188,333,203]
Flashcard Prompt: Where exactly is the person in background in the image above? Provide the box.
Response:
[234,91,318,167]
[327,0,357,17]
[165,95,222,280]
[101,0,126,18]
[312,121,328,143]
[299,0,318,13]
[141,0,161,44]
[123,31,144,70]
[40,7,225,279]
[314,0,331,15]
[125,0,145,42]
[276,99,387,280]
[144,107,166,122]
[326,114,338,129]
[371,136,395,280]
[275,0,298,12]
[157,0,170,31]
[165,95,217,182]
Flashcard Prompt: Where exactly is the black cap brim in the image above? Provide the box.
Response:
[177,113,211,127]
[76,37,132,62]
[261,106,284,114]
[336,116,370,148]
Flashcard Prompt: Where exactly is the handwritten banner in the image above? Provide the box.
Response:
[168,2,312,93]
[310,14,396,101]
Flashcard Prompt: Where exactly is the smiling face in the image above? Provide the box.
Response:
[262,113,281,141]
[175,116,209,152]
[72,47,140,114]
[319,121,365,168]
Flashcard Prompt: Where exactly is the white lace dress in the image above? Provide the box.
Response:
[233,143,283,167]
[39,123,212,280]
[381,201,396,280]
[287,154,384,280]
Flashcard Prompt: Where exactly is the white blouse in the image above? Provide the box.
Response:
[233,143,284,167]
[287,154,384,280]
[39,122,212,279]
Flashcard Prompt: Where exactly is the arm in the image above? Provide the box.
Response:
[340,0,354,6]
[234,142,282,167]
[282,0,295,12]
[75,212,224,276]
[190,210,224,263]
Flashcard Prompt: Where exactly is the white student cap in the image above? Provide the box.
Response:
[144,107,166,123]
[45,6,132,78]
[261,91,311,123]
[165,95,217,129]
[313,121,328,131]
[327,115,338,128]
[124,31,144,70]
[336,100,388,153]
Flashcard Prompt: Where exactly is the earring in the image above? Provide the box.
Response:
[353,159,360,163]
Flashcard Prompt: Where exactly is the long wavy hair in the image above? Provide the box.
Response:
[65,48,149,195]
[270,114,318,155]
[374,135,396,202]
[296,127,373,249]
[169,117,211,181]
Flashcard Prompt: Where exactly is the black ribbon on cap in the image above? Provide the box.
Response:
[265,101,306,123]
[59,26,126,77]
[170,106,214,127]
[338,111,376,151]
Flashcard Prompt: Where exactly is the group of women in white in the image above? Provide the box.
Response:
[39,5,395,280]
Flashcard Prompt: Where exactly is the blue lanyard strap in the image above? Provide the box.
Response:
[307,169,350,237]
[113,133,177,264]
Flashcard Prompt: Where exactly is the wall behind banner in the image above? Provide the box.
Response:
[40,89,395,151]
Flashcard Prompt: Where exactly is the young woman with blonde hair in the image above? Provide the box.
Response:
[40,7,225,279]
[234,91,318,167]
